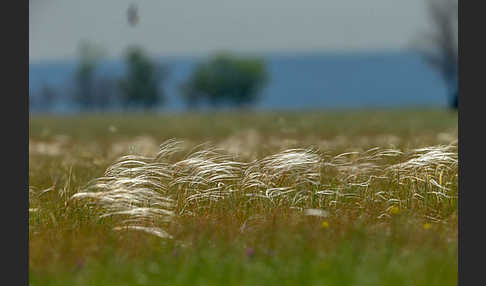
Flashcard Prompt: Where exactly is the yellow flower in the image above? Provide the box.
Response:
[321,221,329,229]
[423,223,432,230]
[389,206,400,215]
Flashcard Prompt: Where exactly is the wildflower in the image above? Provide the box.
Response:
[321,221,329,229]
[246,247,255,258]
[439,169,444,186]
[389,206,400,215]
[75,259,85,272]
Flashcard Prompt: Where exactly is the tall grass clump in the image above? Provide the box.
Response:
[71,139,458,239]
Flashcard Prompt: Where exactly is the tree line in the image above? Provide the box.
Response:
[31,43,269,112]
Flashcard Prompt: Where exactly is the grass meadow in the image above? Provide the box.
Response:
[29,109,458,285]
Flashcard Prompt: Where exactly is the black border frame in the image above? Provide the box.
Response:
[458,0,479,285]
[7,0,29,284]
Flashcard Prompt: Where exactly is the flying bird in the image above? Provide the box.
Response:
[127,3,139,27]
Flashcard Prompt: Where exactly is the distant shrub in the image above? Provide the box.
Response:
[180,52,268,109]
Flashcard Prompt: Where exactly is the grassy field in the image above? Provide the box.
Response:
[29,109,458,286]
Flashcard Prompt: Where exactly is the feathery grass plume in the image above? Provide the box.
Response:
[326,147,403,184]
[385,143,458,198]
[387,144,457,175]
[304,208,330,218]
[170,145,245,212]
[71,139,457,238]
[71,140,184,238]
[113,226,173,239]
[155,139,186,161]
[243,148,321,205]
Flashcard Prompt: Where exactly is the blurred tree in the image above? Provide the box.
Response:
[119,46,167,110]
[93,77,118,111]
[180,53,268,109]
[38,82,57,111]
[74,40,105,111]
[416,0,458,109]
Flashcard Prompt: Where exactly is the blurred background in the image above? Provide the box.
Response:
[29,0,458,113]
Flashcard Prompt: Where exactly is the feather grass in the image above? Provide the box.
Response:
[71,140,458,238]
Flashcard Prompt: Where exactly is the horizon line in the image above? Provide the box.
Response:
[29,47,419,65]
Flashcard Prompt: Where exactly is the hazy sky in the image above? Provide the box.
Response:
[29,0,430,62]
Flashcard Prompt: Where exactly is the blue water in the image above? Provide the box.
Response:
[29,51,448,112]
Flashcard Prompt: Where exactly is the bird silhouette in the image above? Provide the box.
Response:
[127,3,139,27]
